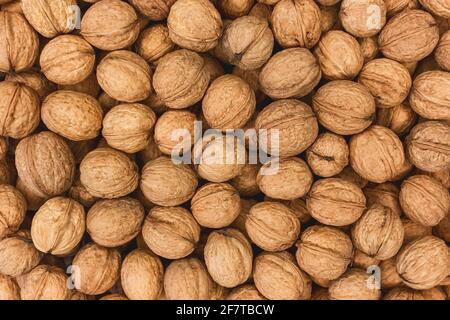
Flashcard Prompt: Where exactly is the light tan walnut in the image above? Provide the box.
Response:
[130,0,176,20]
[20,265,70,300]
[136,24,175,65]
[329,268,381,300]
[376,103,417,136]
[0,273,20,300]
[0,185,26,239]
[339,0,387,37]
[364,182,401,217]
[435,31,450,71]
[6,71,55,100]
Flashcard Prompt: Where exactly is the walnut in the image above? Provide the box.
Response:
[384,286,447,300]
[217,0,254,18]
[419,0,450,18]
[254,251,312,300]
[311,287,329,300]
[380,258,402,289]
[202,55,225,81]
[246,201,300,251]
[435,214,450,242]
[396,236,448,289]
[130,0,176,20]
[402,218,433,244]
[99,293,129,300]
[204,228,253,288]
[136,24,175,65]
[376,103,418,136]
[0,81,40,139]
[153,49,210,109]
[81,0,140,51]
[352,249,380,270]
[349,125,406,183]
[336,165,368,189]
[314,30,363,80]
[6,71,56,99]
[329,268,381,300]
[249,2,272,22]
[232,66,266,104]
[0,12,39,73]
[364,182,401,217]
[68,176,98,208]
[435,31,450,71]
[58,72,100,98]
[1,0,22,13]
[97,50,152,103]
[399,175,449,227]
[358,36,379,63]
[142,206,200,259]
[307,178,366,226]
[419,168,450,189]
[259,48,321,99]
[230,198,257,235]
[167,0,222,52]
[406,121,450,172]
[378,9,439,63]
[339,0,386,37]
[229,164,260,197]
[384,0,419,17]
[312,80,375,135]
[121,249,163,300]
[20,265,70,300]
[270,198,311,224]
[296,225,353,281]
[227,284,266,300]
[15,177,47,211]
[0,273,20,300]
[320,4,340,33]
[0,185,26,239]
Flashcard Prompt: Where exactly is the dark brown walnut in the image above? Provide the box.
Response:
[384,0,419,17]
[0,81,40,139]
[384,286,447,300]
[0,11,39,73]
[396,236,448,290]
[358,36,379,63]
[339,0,387,37]
[58,72,100,98]
[167,0,222,52]
[402,218,432,244]
[0,273,20,300]
[378,9,439,63]
[306,132,349,177]
[307,178,366,226]
[349,125,406,183]
[227,284,266,300]
[0,185,26,239]
[20,265,70,300]
[259,48,321,99]
[399,175,449,227]
[312,80,375,135]
[142,206,200,259]
[272,0,321,48]
[336,166,368,189]
[80,147,139,199]
[255,99,319,157]
[6,71,56,100]
[230,164,260,197]
[376,103,417,136]
[329,268,381,300]
[380,258,402,289]
[217,0,254,18]
[153,49,210,109]
[406,121,450,172]
[314,30,363,80]
[254,251,312,300]
[296,225,353,281]
[364,182,402,216]
[419,0,450,18]
[435,31,450,71]
[136,24,176,65]
[130,0,176,20]
[81,0,140,51]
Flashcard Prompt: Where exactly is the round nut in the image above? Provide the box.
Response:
[203,55,225,81]
[384,286,447,300]
[0,273,20,300]
[227,284,266,300]
[339,0,387,37]
[230,164,260,197]
[130,0,176,20]
[364,182,401,217]
[384,0,419,17]
[217,0,254,18]
[435,31,450,71]
[336,166,368,189]
[402,218,433,244]
[58,72,100,98]
[358,36,379,63]
[136,24,176,65]
[20,265,70,300]
[419,0,450,18]
[5,71,56,100]
[376,103,417,136]
[0,185,26,239]
[99,294,129,301]
[380,258,402,289]
[329,268,381,300]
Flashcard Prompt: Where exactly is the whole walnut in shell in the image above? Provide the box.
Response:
[130,0,176,20]
[42,90,103,141]
[87,197,144,247]
[384,286,447,300]
[399,175,449,227]
[142,206,200,259]
[204,228,253,288]
[167,0,222,52]
[358,36,379,63]
[99,294,129,301]
[435,215,450,242]
[232,66,266,103]
[230,164,260,197]
[68,176,98,208]
[296,225,353,281]
[227,284,266,300]
[0,185,26,239]
[307,178,366,226]
[0,273,20,300]
[435,31,450,71]
[254,251,312,300]
[336,166,368,189]
[80,147,139,199]
[384,0,419,17]
[20,265,70,300]
[402,218,432,244]
[339,0,387,37]
[136,24,175,65]
[419,0,450,18]
[364,182,401,217]
[31,197,85,256]
[58,72,100,98]
[352,249,380,270]
[329,268,381,300]
[121,249,164,300]
[6,71,56,99]
[217,0,254,18]
[376,103,417,136]
[396,236,448,290]
[380,258,402,289]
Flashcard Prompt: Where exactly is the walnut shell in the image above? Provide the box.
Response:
[142,206,200,259]
[378,9,439,63]
[380,258,402,289]
[227,284,266,300]
[358,36,379,63]
[336,166,368,188]
[204,228,253,288]
[230,198,257,235]
[246,201,301,251]
[313,80,375,135]
[81,0,140,51]
[232,66,266,104]
[130,0,176,20]
[329,268,381,300]
[254,251,312,300]
[307,178,366,226]
[203,55,225,81]
[230,164,260,197]
[435,31,450,71]
[296,225,353,281]
[42,90,103,141]
[259,48,321,99]
[420,0,450,18]
[376,103,417,136]
[319,4,340,33]
[87,197,144,247]
[97,50,152,103]
[396,236,448,289]
[0,185,26,239]
[364,182,401,217]
[20,265,70,300]
[339,0,387,37]
[0,273,20,300]
[136,24,175,65]
[167,0,222,52]
[402,218,433,244]
[384,286,447,300]
[6,71,56,100]
[435,214,450,242]
[314,30,363,80]
[0,81,40,139]
[352,249,380,270]
[99,293,129,300]
[68,176,98,208]
[384,0,419,17]
[57,71,100,98]
[121,249,163,300]
[153,49,210,109]
[249,2,272,21]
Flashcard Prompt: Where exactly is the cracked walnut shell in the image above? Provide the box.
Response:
[20,265,70,300]
[339,0,387,37]
[0,185,26,239]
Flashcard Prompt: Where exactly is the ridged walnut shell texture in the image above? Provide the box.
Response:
[435,31,450,71]
[384,0,419,17]
[259,48,321,99]
[15,131,75,198]
[380,258,402,289]
[0,81,40,139]
[136,24,176,65]
[20,265,70,300]
[253,251,312,300]
[0,11,39,73]
[167,0,222,52]
[81,0,140,51]
[272,0,321,48]
[396,236,448,290]
[31,197,85,256]
[72,243,121,295]
[217,0,254,18]
[230,164,260,197]
[296,225,353,281]
[87,197,144,248]
[42,90,103,141]
[0,273,20,300]
[130,0,176,20]
[420,0,450,18]
[142,206,200,259]
[364,182,401,217]
[399,175,450,227]
[58,72,100,98]
[153,49,210,109]
[376,103,417,136]
[339,0,387,37]
[358,36,379,63]
[227,284,266,300]
[5,71,55,100]
[402,218,432,244]
[378,9,439,63]
[79,147,139,199]
[349,125,406,183]
[384,286,447,300]
[246,201,301,251]
[121,249,164,300]
[204,228,253,288]
[329,268,381,300]
[307,178,366,226]
[312,80,375,135]
[0,184,26,239]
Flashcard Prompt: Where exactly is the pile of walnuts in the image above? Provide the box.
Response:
[0,0,449,301]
